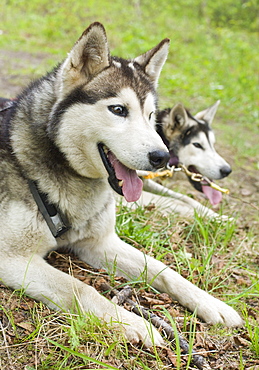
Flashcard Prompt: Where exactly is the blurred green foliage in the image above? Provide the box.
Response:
[0,0,258,164]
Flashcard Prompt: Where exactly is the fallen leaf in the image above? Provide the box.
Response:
[16,322,35,333]
[233,335,250,347]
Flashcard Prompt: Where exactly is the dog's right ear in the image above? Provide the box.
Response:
[169,103,188,129]
[59,22,110,96]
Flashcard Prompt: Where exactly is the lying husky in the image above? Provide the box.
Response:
[0,96,232,219]
[0,22,242,347]
[135,101,233,219]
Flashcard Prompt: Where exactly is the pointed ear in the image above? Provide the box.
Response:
[195,100,220,126]
[134,38,170,87]
[169,103,188,129]
[60,22,110,95]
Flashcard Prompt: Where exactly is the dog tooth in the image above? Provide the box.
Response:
[118,180,124,187]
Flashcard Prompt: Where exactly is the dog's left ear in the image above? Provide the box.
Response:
[134,39,170,87]
[169,103,188,128]
[195,100,220,126]
[59,22,110,96]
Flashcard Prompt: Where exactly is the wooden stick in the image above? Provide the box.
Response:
[100,282,205,369]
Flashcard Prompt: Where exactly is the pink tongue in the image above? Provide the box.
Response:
[202,185,222,205]
[108,152,143,202]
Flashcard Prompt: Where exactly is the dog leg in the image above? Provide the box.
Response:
[127,190,198,217]
[76,234,243,328]
[0,253,164,347]
[143,179,230,220]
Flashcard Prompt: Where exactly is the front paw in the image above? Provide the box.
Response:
[105,306,164,347]
[197,297,243,327]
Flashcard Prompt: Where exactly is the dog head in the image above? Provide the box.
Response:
[156,101,232,205]
[49,22,170,202]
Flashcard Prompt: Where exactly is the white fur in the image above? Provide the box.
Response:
[1,24,242,351]
[56,89,165,178]
[177,130,230,180]
[134,101,233,220]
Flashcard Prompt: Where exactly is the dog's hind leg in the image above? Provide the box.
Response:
[76,233,243,328]
[0,253,164,347]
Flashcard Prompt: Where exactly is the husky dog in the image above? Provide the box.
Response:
[0,22,242,348]
[136,101,232,219]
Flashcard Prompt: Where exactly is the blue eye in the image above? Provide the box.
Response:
[193,142,203,149]
[108,105,128,117]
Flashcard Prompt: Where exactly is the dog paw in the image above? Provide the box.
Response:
[105,307,164,347]
[197,298,243,327]
[122,318,164,347]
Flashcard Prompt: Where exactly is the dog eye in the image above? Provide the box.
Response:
[193,142,203,149]
[108,105,128,117]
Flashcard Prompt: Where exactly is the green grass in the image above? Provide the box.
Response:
[0,1,258,369]
[1,0,258,164]
[1,204,257,369]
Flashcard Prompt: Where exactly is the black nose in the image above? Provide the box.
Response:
[220,165,232,178]
[148,150,170,169]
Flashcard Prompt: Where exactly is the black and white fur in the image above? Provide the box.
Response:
[136,101,233,219]
[0,23,242,348]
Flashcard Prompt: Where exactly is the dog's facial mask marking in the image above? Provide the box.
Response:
[158,101,232,205]
[55,22,170,202]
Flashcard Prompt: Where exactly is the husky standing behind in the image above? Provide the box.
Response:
[0,22,242,347]
[135,101,233,219]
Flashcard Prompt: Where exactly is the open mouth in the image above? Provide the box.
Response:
[188,165,222,206]
[98,143,143,202]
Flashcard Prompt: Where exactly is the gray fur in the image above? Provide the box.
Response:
[136,101,233,220]
[0,23,242,347]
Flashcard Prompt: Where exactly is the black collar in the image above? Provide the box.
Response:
[28,180,70,238]
[0,98,69,238]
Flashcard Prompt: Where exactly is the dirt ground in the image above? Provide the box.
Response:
[0,49,258,370]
